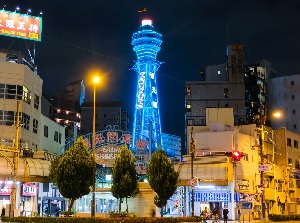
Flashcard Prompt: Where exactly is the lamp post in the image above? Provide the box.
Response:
[91,76,99,217]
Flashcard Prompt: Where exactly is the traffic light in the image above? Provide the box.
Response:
[231,151,244,161]
[225,151,244,161]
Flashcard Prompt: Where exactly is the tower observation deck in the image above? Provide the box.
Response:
[132,19,163,152]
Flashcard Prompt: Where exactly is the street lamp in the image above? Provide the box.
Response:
[91,76,99,217]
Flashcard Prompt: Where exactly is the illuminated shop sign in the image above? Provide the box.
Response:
[137,72,145,109]
[0,10,42,41]
[0,182,12,195]
[22,183,37,196]
[192,192,232,202]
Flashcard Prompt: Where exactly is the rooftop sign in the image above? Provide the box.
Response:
[0,10,42,41]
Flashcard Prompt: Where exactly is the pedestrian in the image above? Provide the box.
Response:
[237,205,241,223]
[1,206,5,216]
[202,207,208,223]
[55,205,60,217]
[212,208,218,222]
[223,206,229,223]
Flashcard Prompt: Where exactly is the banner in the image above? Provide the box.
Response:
[0,10,42,41]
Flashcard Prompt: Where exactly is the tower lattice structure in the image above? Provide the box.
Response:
[131,20,163,152]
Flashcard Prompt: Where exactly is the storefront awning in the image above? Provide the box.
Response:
[174,163,232,186]
[0,155,51,182]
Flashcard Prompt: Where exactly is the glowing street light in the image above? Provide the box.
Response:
[273,112,281,118]
[91,76,99,217]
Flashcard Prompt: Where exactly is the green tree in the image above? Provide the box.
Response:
[147,147,179,217]
[49,155,62,185]
[53,136,93,216]
[111,144,139,213]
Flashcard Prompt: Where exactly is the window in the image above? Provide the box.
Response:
[187,119,194,125]
[21,112,30,130]
[59,133,62,144]
[293,110,296,114]
[292,95,295,100]
[294,124,297,129]
[33,119,38,134]
[288,158,292,165]
[294,140,298,148]
[218,70,221,75]
[6,84,17,99]
[0,110,15,126]
[291,81,294,85]
[186,87,191,95]
[287,138,292,146]
[54,131,58,142]
[22,86,31,104]
[225,104,228,107]
[104,114,106,118]
[224,88,228,98]
[34,94,39,109]
[186,103,192,112]
[0,84,30,102]
[278,182,282,191]
[44,125,48,138]
[0,84,5,99]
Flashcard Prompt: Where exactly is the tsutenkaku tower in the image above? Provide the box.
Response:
[132,19,162,152]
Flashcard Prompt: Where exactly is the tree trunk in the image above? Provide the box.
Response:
[126,197,128,213]
[118,198,122,213]
[160,207,164,217]
[67,199,75,217]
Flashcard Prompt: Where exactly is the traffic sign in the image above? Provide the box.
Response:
[258,165,270,172]
[188,179,195,187]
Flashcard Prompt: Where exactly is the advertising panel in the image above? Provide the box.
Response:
[0,10,42,41]
[22,183,37,196]
[0,181,12,195]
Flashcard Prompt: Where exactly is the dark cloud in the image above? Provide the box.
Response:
[1,0,300,146]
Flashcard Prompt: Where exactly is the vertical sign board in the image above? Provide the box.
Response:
[0,10,42,41]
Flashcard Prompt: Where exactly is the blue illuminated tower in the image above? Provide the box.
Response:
[132,19,163,152]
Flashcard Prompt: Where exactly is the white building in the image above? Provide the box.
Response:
[0,49,65,216]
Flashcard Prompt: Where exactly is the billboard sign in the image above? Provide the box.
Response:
[22,183,37,196]
[0,10,42,41]
[0,182,12,195]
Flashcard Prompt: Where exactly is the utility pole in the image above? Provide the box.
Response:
[259,121,266,220]
[190,127,195,217]
[10,101,21,217]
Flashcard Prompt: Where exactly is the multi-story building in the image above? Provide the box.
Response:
[269,74,300,134]
[186,45,277,153]
[185,44,246,128]
[245,60,277,126]
[80,101,129,134]
[0,49,65,216]
[177,108,300,219]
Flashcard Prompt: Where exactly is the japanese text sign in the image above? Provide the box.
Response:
[0,10,42,41]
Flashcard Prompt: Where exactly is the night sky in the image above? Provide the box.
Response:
[1,1,300,148]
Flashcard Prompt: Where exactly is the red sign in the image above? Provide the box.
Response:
[0,182,12,195]
[22,183,37,196]
[0,10,42,41]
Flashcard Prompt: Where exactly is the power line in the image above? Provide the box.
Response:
[42,34,185,83]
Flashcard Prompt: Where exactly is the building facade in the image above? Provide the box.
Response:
[0,49,65,217]
[80,101,129,134]
[269,74,300,134]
